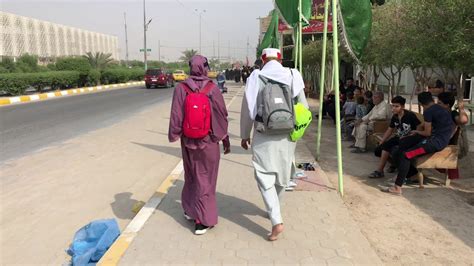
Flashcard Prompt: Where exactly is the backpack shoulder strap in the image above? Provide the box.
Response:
[200,81,215,95]
[181,83,194,94]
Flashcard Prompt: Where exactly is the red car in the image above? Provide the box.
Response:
[144,69,174,88]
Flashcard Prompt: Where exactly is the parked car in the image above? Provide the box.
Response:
[172,70,188,82]
[207,70,218,79]
[144,69,174,88]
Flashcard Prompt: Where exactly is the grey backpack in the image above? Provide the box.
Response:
[255,72,294,134]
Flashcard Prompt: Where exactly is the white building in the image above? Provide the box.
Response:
[0,11,119,62]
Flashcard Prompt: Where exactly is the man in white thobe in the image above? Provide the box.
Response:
[351,91,392,153]
[240,48,308,241]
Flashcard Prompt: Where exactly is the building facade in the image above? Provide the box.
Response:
[0,11,119,62]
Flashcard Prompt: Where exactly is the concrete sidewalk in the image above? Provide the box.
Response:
[117,84,382,265]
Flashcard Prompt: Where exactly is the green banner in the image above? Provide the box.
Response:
[257,9,280,58]
[275,0,312,27]
[339,0,372,60]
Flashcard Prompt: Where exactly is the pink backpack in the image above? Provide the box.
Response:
[182,82,214,139]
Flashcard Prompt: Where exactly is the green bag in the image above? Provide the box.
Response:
[290,102,312,141]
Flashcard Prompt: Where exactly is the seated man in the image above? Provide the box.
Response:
[341,91,357,139]
[369,96,421,178]
[342,91,357,119]
[437,92,469,179]
[351,91,392,153]
[364,91,374,113]
[382,92,454,195]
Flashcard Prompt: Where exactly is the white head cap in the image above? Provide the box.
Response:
[261,48,282,60]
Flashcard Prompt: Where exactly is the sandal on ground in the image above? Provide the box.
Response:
[351,148,367,153]
[369,170,385,179]
[380,186,401,195]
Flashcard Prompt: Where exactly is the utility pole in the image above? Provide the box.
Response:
[124,12,129,66]
[195,9,206,54]
[246,36,249,63]
[217,31,220,63]
[143,0,152,71]
[199,12,202,54]
[213,40,215,58]
[143,0,147,71]
[158,40,161,62]
[228,40,231,62]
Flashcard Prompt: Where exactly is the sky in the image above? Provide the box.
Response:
[2,0,274,62]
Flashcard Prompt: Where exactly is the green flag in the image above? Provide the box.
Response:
[274,0,312,28]
[340,0,373,60]
[257,9,280,58]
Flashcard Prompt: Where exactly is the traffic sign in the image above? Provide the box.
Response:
[140,49,152,52]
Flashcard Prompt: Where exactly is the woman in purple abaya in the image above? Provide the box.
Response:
[168,55,230,235]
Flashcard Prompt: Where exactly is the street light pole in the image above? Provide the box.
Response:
[199,12,202,54]
[195,9,206,54]
[124,12,129,66]
[143,0,153,71]
[143,0,147,71]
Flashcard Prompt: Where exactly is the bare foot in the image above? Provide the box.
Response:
[268,223,284,241]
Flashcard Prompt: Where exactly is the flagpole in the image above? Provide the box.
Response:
[295,30,299,68]
[331,0,344,196]
[298,0,303,73]
[316,0,330,161]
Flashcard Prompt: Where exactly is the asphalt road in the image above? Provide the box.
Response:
[0,86,174,162]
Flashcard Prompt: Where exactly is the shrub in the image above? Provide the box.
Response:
[16,54,39,72]
[128,68,145,81]
[0,57,16,73]
[87,69,101,86]
[100,69,129,84]
[55,57,91,87]
[0,71,80,95]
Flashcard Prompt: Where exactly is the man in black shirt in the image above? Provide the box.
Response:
[382,92,454,195]
[369,96,421,178]
[345,77,357,94]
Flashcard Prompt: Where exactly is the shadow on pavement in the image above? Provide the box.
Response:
[131,142,181,158]
[110,192,140,220]
[159,180,269,239]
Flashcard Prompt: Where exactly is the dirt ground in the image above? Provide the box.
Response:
[303,98,474,265]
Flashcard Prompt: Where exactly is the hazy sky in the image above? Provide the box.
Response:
[2,0,274,62]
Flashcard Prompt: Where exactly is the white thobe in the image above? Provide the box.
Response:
[353,101,392,149]
[240,61,308,226]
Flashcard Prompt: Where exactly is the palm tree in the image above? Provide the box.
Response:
[179,49,198,63]
[83,52,114,69]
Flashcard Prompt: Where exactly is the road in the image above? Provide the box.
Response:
[0,86,173,162]
[0,82,241,264]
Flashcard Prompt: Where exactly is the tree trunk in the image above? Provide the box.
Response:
[396,69,403,95]
[380,66,392,99]
[372,65,380,91]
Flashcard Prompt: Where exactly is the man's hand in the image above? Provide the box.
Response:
[241,139,251,150]
[222,136,231,155]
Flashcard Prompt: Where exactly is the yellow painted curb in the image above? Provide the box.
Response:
[19,96,30,102]
[97,164,183,266]
[0,98,11,105]
[0,82,145,107]
[39,94,49,100]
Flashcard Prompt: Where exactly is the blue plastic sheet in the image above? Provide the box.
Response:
[67,219,120,266]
